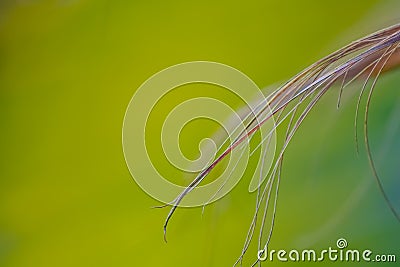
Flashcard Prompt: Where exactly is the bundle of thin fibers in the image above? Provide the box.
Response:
[159,23,400,262]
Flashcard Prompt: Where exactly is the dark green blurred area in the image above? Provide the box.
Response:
[1,0,399,266]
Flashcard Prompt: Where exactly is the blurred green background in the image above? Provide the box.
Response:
[1,0,399,266]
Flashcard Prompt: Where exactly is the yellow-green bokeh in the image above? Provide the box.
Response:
[1,1,399,266]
